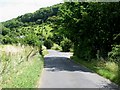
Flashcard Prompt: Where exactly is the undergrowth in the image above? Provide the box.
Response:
[0,45,44,88]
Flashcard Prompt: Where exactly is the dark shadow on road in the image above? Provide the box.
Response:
[44,56,119,89]
[44,57,94,72]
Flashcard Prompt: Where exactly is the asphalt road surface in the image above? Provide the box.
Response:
[39,50,118,89]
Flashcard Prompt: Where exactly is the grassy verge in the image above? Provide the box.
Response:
[0,45,44,88]
[71,56,118,84]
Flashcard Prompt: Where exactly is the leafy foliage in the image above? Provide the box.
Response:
[51,43,62,51]
[60,38,72,52]
[59,2,120,58]
[44,39,53,49]
[108,45,120,62]
[1,4,61,47]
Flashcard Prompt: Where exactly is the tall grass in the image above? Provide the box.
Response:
[0,45,43,88]
[71,56,118,85]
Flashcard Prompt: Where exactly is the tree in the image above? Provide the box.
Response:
[58,2,120,59]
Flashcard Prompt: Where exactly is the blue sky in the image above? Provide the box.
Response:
[0,0,63,22]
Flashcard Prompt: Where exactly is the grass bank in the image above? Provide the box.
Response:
[0,45,44,88]
[71,56,118,85]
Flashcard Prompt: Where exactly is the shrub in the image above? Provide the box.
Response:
[2,35,13,44]
[51,43,62,51]
[108,44,120,85]
[108,45,120,62]
[44,39,53,49]
[60,38,72,52]
[23,33,40,47]
[51,34,63,45]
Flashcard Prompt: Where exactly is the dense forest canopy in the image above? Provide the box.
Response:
[58,2,120,59]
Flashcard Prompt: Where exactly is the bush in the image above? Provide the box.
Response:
[2,35,13,44]
[108,44,120,85]
[51,43,62,51]
[108,45,120,62]
[60,38,72,52]
[44,39,53,49]
[23,33,40,47]
[51,34,63,45]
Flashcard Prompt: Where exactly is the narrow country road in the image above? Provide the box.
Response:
[39,50,118,89]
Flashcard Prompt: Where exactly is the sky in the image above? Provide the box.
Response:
[0,0,63,22]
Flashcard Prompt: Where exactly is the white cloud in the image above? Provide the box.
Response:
[0,0,63,22]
